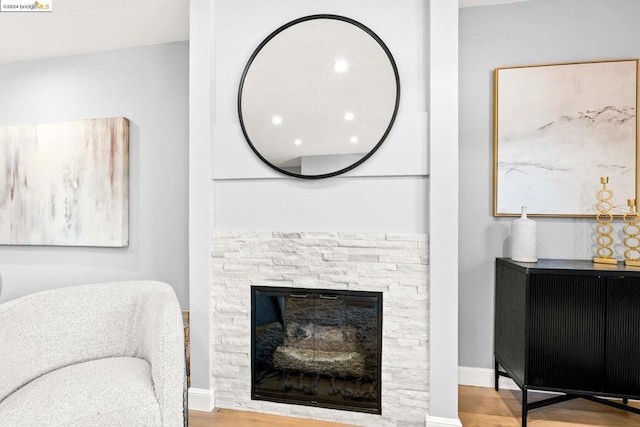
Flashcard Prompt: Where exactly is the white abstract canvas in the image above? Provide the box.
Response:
[494,60,638,216]
[0,117,129,246]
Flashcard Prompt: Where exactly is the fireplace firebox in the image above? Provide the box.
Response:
[251,286,383,414]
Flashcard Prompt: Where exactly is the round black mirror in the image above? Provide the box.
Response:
[238,14,400,178]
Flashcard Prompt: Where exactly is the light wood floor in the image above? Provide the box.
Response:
[189,408,352,426]
[459,385,640,426]
[189,385,640,426]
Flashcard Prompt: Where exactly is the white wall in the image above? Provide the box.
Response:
[214,177,427,232]
[428,0,460,423]
[459,0,640,370]
[189,0,215,394]
[0,42,190,307]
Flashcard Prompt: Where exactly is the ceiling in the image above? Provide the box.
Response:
[459,0,535,7]
[0,0,189,65]
[0,0,537,66]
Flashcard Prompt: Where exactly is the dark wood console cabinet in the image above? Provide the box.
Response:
[495,258,640,426]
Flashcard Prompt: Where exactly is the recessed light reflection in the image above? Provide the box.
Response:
[344,112,355,121]
[350,136,358,144]
[294,139,302,146]
[333,59,349,73]
[272,116,283,125]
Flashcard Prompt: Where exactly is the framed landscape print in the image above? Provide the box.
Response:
[493,59,638,217]
[0,117,129,246]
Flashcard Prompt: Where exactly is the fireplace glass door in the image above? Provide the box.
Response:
[251,287,382,414]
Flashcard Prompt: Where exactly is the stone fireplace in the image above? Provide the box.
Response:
[211,231,428,427]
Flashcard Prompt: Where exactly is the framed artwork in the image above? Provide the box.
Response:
[493,59,638,217]
[0,117,129,246]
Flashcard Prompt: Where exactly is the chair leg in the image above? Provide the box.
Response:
[184,359,189,426]
[521,387,528,427]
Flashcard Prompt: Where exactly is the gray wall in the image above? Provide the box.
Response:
[0,42,189,307]
[459,0,640,369]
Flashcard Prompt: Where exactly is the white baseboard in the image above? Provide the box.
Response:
[188,387,214,411]
[425,415,463,427]
[458,366,519,390]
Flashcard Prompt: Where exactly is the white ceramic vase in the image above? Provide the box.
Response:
[511,206,537,263]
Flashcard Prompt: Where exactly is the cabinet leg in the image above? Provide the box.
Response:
[522,388,528,427]
[494,359,499,391]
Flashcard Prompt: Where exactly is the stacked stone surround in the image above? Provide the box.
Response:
[211,231,429,427]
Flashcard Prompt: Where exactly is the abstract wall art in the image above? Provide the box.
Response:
[0,117,129,246]
[494,59,638,217]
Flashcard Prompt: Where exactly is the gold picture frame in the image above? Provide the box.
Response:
[493,59,639,217]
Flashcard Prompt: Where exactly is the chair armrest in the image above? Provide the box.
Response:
[139,283,185,427]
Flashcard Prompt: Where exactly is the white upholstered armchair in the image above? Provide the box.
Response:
[0,281,185,426]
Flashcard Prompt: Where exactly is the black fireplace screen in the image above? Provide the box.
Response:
[251,286,382,414]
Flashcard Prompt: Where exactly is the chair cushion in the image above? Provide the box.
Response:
[0,357,161,427]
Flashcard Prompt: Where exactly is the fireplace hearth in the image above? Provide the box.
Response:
[251,286,383,414]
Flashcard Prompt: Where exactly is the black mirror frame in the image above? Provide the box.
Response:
[237,14,401,179]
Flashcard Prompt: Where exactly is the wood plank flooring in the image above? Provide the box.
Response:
[459,385,640,427]
[189,385,640,426]
[188,408,353,427]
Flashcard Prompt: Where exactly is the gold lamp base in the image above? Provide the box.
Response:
[625,259,640,267]
[593,257,618,265]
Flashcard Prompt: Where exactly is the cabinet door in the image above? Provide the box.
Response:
[528,274,605,392]
[605,277,640,396]
[495,262,527,384]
